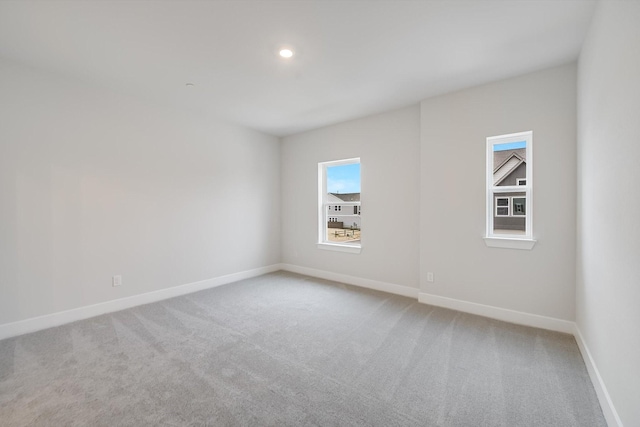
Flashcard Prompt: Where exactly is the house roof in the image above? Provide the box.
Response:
[493,149,526,186]
[329,193,360,202]
[493,148,526,171]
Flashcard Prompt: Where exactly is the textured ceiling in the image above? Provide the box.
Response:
[0,1,597,136]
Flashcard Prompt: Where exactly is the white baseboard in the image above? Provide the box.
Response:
[280,263,419,299]
[0,264,282,341]
[418,292,575,334]
[417,292,624,422]
[573,325,623,427]
[418,293,620,425]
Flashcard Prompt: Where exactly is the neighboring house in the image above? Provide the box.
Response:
[493,148,526,231]
[327,192,361,229]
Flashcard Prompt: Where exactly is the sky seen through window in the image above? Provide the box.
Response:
[493,141,526,151]
[327,163,361,194]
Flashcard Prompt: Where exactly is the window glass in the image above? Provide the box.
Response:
[512,197,526,216]
[495,196,509,216]
[487,132,532,239]
[493,141,527,187]
[319,160,361,247]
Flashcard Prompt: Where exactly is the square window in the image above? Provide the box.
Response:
[512,197,526,216]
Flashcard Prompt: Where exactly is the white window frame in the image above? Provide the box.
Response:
[484,131,536,250]
[495,196,510,217]
[318,158,361,254]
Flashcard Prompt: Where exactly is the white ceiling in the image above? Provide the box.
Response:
[0,0,597,137]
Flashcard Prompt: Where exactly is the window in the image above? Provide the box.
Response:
[495,197,510,216]
[318,158,361,253]
[495,196,527,217]
[512,197,526,216]
[485,131,535,249]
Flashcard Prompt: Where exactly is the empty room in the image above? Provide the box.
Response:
[0,1,638,426]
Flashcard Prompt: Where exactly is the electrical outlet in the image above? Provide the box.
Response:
[112,275,122,287]
[427,272,434,283]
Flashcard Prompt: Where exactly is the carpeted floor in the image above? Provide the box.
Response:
[0,271,605,426]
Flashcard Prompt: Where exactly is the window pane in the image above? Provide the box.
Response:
[325,205,361,243]
[487,131,532,240]
[493,141,527,186]
[327,163,361,194]
[324,161,361,245]
[493,192,526,236]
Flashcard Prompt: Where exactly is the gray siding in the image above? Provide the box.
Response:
[494,216,525,231]
[497,162,526,186]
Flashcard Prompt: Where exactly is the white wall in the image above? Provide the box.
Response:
[281,106,420,289]
[420,64,577,320]
[577,1,640,425]
[0,59,281,325]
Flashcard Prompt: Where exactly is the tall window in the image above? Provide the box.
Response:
[318,158,361,252]
[486,131,533,241]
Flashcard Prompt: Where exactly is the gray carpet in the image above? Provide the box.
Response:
[0,271,605,426]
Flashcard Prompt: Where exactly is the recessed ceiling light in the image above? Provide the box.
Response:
[186,83,195,88]
[279,48,294,58]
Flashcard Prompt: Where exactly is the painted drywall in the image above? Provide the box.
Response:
[281,106,420,289]
[577,1,640,425]
[420,64,577,320]
[0,59,281,325]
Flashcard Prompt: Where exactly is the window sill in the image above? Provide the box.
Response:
[317,242,361,254]
[483,236,536,250]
